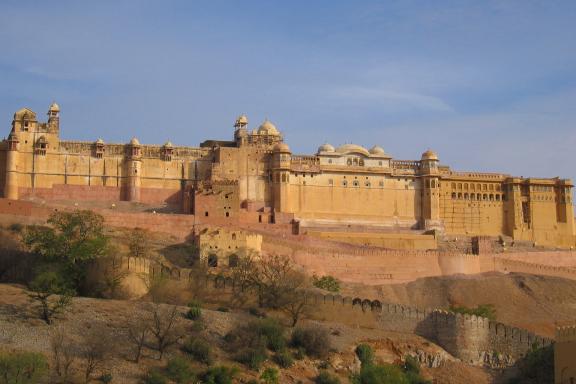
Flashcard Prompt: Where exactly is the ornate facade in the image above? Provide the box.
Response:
[1,103,574,247]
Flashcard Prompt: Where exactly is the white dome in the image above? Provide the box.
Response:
[318,143,335,153]
[257,119,280,135]
[369,145,385,155]
[129,137,140,146]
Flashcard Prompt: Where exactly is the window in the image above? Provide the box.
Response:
[379,161,382,166]
[342,180,348,187]
[328,179,333,185]
[205,211,209,217]
[347,159,352,166]
[208,254,218,268]
[359,159,364,166]
[365,182,371,187]
[353,180,359,187]
[452,192,456,199]
[225,212,230,217]
[328,159,332,164]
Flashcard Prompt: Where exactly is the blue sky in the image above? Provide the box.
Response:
[1,0,575,184]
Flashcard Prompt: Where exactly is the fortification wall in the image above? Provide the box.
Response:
[110,255,550,368]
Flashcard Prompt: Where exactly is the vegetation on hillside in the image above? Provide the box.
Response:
[312,275,341,293]
[508,344,553,384]
[449,304,496,321]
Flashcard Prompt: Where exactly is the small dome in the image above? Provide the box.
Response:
[49,102,60,112]
[335,144,370,157]
[129,137,140,146]
[236,114,248,125]
[369,145,385,155]
[273,142,291,153]
[164,140,173,147]
[318,143,335,153]
[257,119,280,136]
[421,149,438,161]
[95,138,105,145]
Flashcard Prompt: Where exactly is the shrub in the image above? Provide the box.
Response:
[0,351,48,384]
[236,346,267,371]
[165,356,195,384]
[260,367,279,384]
[143,370,167,384]
[315,371,341,384]
[99,373,113,383]
[449,304,496,321]
[274,349,294,368]
[248,307,266,318]
[291,325,331,358]
[186,304,202,320]
[257,318,286,351]
[508,344,553,384]
[201,366,238,384]
[8,223,23,232]
[182,338,213,365]
[355,344,374,366]
[293,347,305,360]
[312,275,340,293]
[351,363,409,384]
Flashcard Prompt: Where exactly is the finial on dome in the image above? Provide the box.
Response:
[129,137,141,146]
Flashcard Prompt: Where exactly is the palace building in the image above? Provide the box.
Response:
[0,103,574,247]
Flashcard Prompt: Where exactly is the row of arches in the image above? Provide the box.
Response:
[451,192,504,201]
[451,182,501,192]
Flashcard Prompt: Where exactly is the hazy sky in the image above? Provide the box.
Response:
[1,0,575,184]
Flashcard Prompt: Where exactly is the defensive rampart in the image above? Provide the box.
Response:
[107,255,552,368]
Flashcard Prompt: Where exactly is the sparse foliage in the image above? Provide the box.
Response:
[290,325,331,359]
[201,366,238,384]
[126,316,151,363]
[50,329,77,382]
[315,371,341,384]
[147,304,185,360]
[80,327,114,384]
[260,367,279,384]
[0,351,48,384]
[182,338,212,365]
[449,304,496,321]
[165,356,196,384]
[28,269,74,324]
[128,228,152,259]
[312,275,340,293]
[355,344,375,366]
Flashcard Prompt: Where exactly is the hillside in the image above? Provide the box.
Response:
[342,272,576,337]
[0,284,496,384]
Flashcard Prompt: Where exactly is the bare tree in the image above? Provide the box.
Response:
[80,327,114,383]
[146,304,184,360]
[128,228,152,259]
[187,262,210,302]
[279,286,311,327]
[255,254,307,309]
[126,316,150,363]
[50,328,77,382]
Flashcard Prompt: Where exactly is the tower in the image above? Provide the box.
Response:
[234,114,248,146]
[271,142,291,214]
[420,150,442,231]
[4,132,20,200]
[126,137,142,202]
[47,102,60,132]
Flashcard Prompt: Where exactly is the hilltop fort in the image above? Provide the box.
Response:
[1,102,573,249]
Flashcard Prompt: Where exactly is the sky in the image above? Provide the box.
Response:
[1,0,575,185]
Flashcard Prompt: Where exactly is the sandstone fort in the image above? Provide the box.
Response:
[1,102,574,249]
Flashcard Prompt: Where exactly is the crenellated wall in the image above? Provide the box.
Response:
[107,255,552,368]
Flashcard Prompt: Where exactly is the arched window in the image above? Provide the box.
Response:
[458,183,462,190]
[464,183,468,190]
[228,254,239,268]
[208,254,218,268]
[458,193,462,199]
[342,180,348,187]
[347,158,352,166]
[359,159,365,166]
[464,193,469,200]
[471,193,476,200]
[451,183,456,189]
[483,194,488,200]
[477,193,481,200]
[231,233,236,240]
[451,192,456,199]
[489,194,494,201]
[353,180,359,187]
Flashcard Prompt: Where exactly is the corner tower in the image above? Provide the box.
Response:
[125,137,142,202]
[4,132,20,199]
[271,142,291,214]
[420,150,443,231]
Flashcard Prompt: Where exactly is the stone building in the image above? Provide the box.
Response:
[0,103,574,247]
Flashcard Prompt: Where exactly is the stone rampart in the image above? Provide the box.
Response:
[112,255,551,367]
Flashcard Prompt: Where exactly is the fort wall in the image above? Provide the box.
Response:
[109,255,551,368]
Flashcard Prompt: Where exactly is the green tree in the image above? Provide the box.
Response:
[128,227,152,259]
[28,269,75,324]
[312,275,341,293]
[260,367,279,384]
[0,351,48,384]
[23,210,110,291]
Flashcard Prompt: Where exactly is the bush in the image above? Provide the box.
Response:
[201,366,238,384]
[355,344,374,366]
[449,304,496,321]
[0,351,48,384]
[143,370,167,384]
[183,338,213,365]
[99,373,113,383]
[315,371,341,384]
[165,356,196,384]
[8,223,23,232]
[508,345,553,384]
[186,305,202,321]
[236,346,267,371]
[351,363,410,384]
[312,275,340,293]
[274,349,294,368]
[257,318,286,351]
[260,367,279,384]
[291,325,331,358]
[248,307,266,318]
